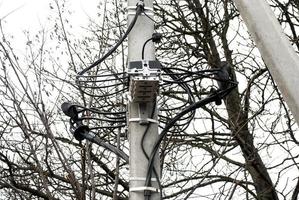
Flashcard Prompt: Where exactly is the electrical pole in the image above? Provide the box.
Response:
[234,0,299,125]
[127,0,161,200]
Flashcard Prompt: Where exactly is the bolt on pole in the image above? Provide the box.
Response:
[234,0,299,125]
[127,0,161,200]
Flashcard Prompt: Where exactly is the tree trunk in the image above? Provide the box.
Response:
[225,89,279,200]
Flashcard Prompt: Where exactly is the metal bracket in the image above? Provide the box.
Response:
[129,103,157,125]
[129,186,160,193]
[127,60,162,77]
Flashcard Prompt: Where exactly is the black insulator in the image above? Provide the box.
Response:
[210,88,222,105]
[215,61,232,90]
[61,102,78,120]
[152,33,163,43]
[70,122,90,141]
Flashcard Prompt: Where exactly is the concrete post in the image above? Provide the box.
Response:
[127,0,161,200]
[234,0,299,125]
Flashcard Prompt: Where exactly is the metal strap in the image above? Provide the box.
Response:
[127,6,154,12]
[129,118,158,124]
[130,186,160,193]
[130,177,158,182]
[127,6,154,16]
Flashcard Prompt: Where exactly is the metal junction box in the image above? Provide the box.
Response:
[128,60,161,102]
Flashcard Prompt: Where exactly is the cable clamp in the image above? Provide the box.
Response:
[127,6,154,16]
[129,118,158,124]
[130,177,158,182]
[127,6,153,12]
[136,1,145,9]
[129,186,160,193]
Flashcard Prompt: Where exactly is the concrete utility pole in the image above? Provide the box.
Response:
[127,0,161,200]
[234,0,299,125]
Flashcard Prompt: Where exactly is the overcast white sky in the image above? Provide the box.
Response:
[0,0,98,40]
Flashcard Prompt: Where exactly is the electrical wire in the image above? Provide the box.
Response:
[142,38,153,60]
[143,10,160,25]
[89,125,126,130]
[77,3,144,76]
[83,132,129,162]
[164,67,219,74]
[161,72,221,85]
[159,64,238,135]
[77,72,126,78]
[142,33,163,60]
[144,84,237,190]
[77,77,128,83]
[78,87,128,98]
[161,64,196,133]
[139,101,163,199]
[75,105,126,115]
[77,82,126,89]
[78,117,125,123]
[161,65,195,102]
[64,5,239,194]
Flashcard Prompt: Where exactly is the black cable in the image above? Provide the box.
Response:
[162,71,222,84]
[161,65,195,103]
[142,33,163,60]
[75,105,126,115]
[143,10,159,24]
[78,117,125,123]
[159,114,194,127]
[78,87,128,98]
[77,72,126,78]
[161,75,204,84]
[83,132,129,162]
[140,101,163,199]
[142,38,153,60]
[78,82,126,89]
[164,67,220,74]
[77,76,128,83]
[141,62,198,197]
[162,65,196,132]
[77,3,144,76]
[104,115,126,120]
[144,84,237,189]
[89,125,126,130]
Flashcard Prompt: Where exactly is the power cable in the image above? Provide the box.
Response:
[144,84,237,190]
[83,132,129,162]
[140,101,163,199]
[161,64,196,133]
[77,72,126,78]
[142,33,163,59]
[77,3,144,76]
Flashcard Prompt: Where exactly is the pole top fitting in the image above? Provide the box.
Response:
[136,1,145,10]
[127,2,154,17]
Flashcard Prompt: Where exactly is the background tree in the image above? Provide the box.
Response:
[154,0,299,199]
[0,0,299,199]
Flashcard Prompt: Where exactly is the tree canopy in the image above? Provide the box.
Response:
[0,0,299,199]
